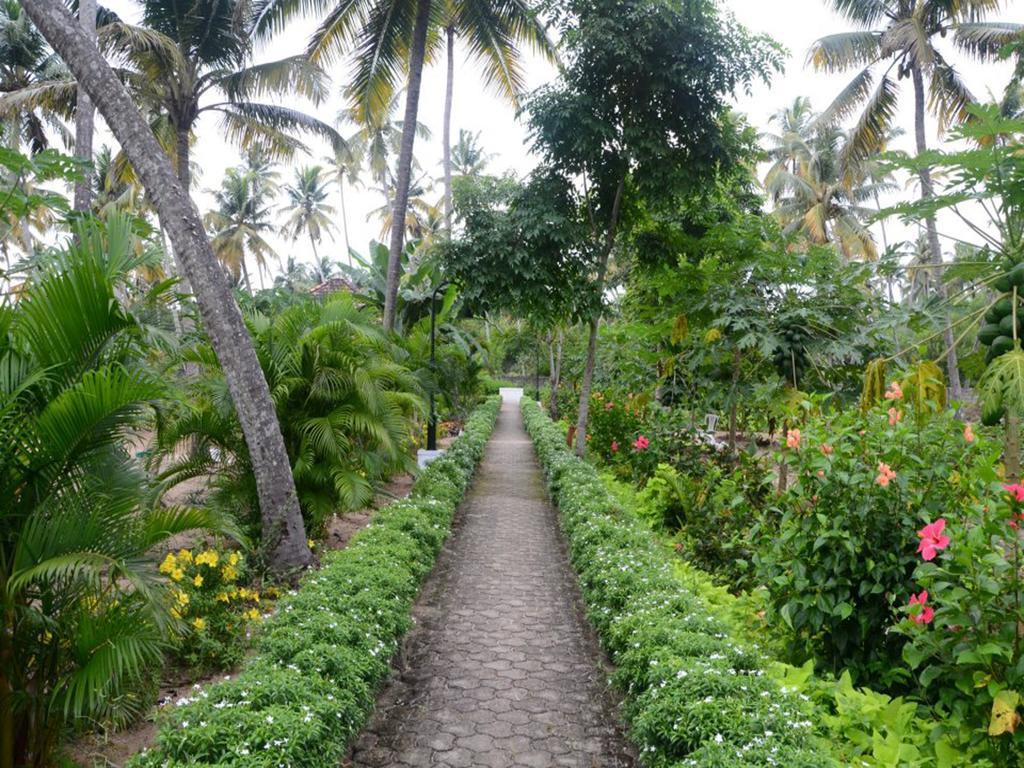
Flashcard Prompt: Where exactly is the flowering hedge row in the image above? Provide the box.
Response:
[521,399,826,767]
[132,396,502,768]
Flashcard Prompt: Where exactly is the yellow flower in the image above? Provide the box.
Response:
[170,607,181,620]
[170,568,184,581]
[193,574,203,588]
[159,553,177,574]
[245,608,261,621]
[176,590,189,606]
[192,617,206,631]
[195,550,220,568]
[177,549,193,564]
[264,586,280,599]
[216,592,229,603]
[228,552,240,566]
[307,539,316,550]
[221,565,238,583]
[229,589,239,600]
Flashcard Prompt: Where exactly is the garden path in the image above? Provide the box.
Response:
[348,391,635,768]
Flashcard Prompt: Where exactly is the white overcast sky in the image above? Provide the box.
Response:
[95,0,1024,283]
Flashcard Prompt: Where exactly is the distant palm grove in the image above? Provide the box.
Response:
[4,0,1024,766]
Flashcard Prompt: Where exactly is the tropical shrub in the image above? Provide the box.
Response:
[754,387,993,687]
[896,482,1024,759]
[154,294,425,536]
[635,461,767,589]
[0,216,234,768]
[160,548,264,674]
[586,390,658,478]
[130,397,500,768]
[521,399,825,767]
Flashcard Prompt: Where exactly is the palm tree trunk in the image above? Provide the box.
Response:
[912,64,962,397]
[72,0,95,212]
[443,26,455,233]
[339,180,351,265]
[383,0,431,331]
[309,232,319,263]
[240,258,252,294]
[21,0,313,573]
[175,125,190,190]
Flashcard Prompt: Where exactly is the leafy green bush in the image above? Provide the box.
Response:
[0,214,235,768]
[755,393,992,687]
[159,547,263,674]
[154,294,425,535]
[130,396,500,767]
[894,482,1024,759]
[521,398,823,767]
[635,461,768,589]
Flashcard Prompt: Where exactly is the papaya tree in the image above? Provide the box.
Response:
[887,106,1024,479]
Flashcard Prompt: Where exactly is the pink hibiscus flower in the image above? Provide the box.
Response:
[1004,483,1024,503]
[917,519,950,561]
[876,462,896,488]
[786,429,801,450]
[884,381,904,400]
[888,407,902,426]
[610,441,619,453]
[633,435,650,451]
[909,591,934,625]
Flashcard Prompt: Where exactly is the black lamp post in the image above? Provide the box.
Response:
[427,281,450,451]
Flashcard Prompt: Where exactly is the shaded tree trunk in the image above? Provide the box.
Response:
[383,0,431,331]
[21,0,313,572]
[548,328,563,420]
[72,0,95,212]
[443,26,455,232]
[574,175,625,457]
[912,64,962,397]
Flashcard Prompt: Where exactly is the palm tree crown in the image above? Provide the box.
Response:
[280,165,337,262]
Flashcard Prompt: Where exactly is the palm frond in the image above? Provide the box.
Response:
[808,31,882,73]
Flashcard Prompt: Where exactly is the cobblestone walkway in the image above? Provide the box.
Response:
[349,392,635,768]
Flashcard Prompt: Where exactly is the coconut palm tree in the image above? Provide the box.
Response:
[323,143,361,261]
[19,0,314,573]
[808,0,1022,393]
[280,165,336,263]
[0,0,70,153]
[206,167,278,293]
[252,0,552,329]
[434,1,555,230]
[763,99,896,260]
[450,128,493,177]
[4,0,343,191]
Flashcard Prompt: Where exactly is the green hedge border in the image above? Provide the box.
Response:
[521,399,828,768]
[132,396,502,768]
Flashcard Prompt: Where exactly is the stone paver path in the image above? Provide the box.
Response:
[349,392,635,768]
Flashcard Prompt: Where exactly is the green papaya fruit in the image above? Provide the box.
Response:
[996,274,1013,292]
[999,314,1021,336]
[1009,262,1024,289]
[979,323,1002,345]
[994,297,1014,318]
[992,335,1015,357]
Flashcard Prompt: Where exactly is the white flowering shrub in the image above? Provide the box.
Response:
[130,397,501,767]
[521,399,827,767]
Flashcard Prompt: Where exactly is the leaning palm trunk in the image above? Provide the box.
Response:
[443,26,455,232]
[20,0,313,572]
[72,0,95,212]
[383,0,431,331]
[912,64,962,397]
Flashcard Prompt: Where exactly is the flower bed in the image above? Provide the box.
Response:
[131,396,501,767]
[521,399,823,767]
